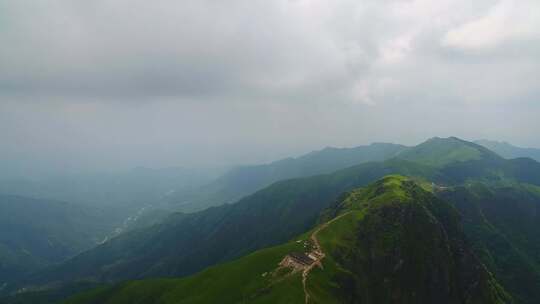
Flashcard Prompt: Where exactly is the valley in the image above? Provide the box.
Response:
[2,137,540,303]
[2,2,539,302]
[62,175,512,304]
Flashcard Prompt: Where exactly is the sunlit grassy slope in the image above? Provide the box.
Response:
[64,239,305,304]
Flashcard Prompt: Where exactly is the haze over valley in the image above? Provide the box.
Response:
[1,1,540,303]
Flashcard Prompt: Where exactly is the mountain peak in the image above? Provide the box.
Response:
[396,136,501,167]
[64,176,512,304]
[426,136,467,143]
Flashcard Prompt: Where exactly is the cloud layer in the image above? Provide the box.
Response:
[1,0,539,177]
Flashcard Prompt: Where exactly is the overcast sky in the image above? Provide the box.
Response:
[1,0,539,178]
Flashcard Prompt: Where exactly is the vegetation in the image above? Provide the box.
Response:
[22,158,439,289]
[64,176,512,304]
[310,176,511,303]
[63,240,307,304]
[396,137,499,167]
[168,143,407,212]
[7,137,540,303]
[439,183,540,304]
[475,140,540,162]
[0,195,119,284]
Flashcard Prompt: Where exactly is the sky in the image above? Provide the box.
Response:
[1,0,539,178]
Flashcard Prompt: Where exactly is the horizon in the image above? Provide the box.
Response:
[2,135,538,180]
[2,2,540,303]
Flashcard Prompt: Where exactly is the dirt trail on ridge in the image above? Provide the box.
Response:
[302,211,352,304]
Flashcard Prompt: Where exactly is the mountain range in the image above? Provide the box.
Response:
[2,137,540,303]
[0,195,120,284]
[165,142,407,212]
[475,140,540,162]
[64,176,512,304]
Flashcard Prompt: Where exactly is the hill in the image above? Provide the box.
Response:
[0,195,120,285]
[438,183,540,304]
[10,137,540,301]
[395,137,540,186]
[22,159,436,288]
[166,143,406,212]
[475,140,540,162]
[64,176,511,304]
[396,137,501,167]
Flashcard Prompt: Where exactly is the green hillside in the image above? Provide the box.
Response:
[20,159,439,288]
[64,176,511,304]
[10,137,540,302]
[0,195,119,285]
[439,183,540,304]
[167,143,406,212]
[310,176,510,303]
[397,137,500,167]
[63,240,306,304]
[475,140,540,162]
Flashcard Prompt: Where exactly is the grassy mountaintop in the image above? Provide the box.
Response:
[64,176,511,304]
[397,137,501,167]
[311,176,511,303]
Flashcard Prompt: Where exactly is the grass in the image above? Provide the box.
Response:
[311,175,511,304]
[396,137,488,167]
[64,175,512,304]
[65,239,306,304]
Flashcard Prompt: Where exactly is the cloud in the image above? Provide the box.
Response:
[0,1,349,101]
[2,0,538,104]
[0,0,539,176]
[442,0,540,51]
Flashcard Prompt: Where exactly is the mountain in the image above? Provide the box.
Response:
[22,159,435,288]
[64,176,511,304]
[166,143,407,212]
[439,183,540,304]
[397,137,502,167]
[475,140,540,162]
[9,137,540,301]
[397,137,540,186]
[0,195,120,285]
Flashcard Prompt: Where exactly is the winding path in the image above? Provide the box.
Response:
[302,211,352,304]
